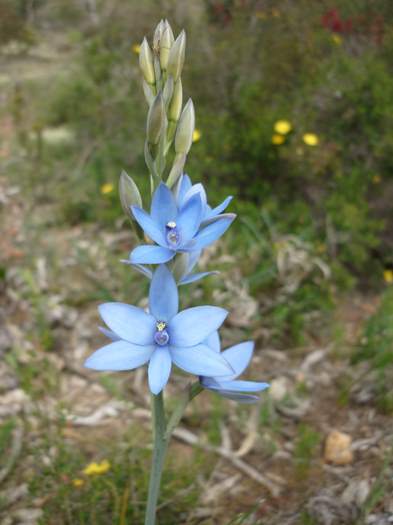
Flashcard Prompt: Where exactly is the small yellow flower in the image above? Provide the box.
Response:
[274,120,292,135]
[132,43,141,55]
[372,175,381,184]
[332,34,342,46]
[384,270,393,284]
[83,460,111,476]
[192,129,201,143]
[72,478,85,487]
[101,183,114,195]
[272,134,285,145]
[271,8,281,17]
[255,10,267,20]
[303,133,319,146]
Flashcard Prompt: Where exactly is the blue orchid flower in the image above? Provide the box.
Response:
[129,183,235,265]
[85,265,233,394]
[200,332,270,403]
[176,174,233,222]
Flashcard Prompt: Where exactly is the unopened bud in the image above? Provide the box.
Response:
[153,19,165,51]
[147,93,166,145]
[175,99,195,154]
[119,171,142,219]
[139,38,155,86]
[143,80,155,106]
[160,21,174,70]
[163,75,174,107]
[167,30,186,81]
[168,79,182,122]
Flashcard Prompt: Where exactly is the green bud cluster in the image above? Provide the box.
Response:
[138,19,195,192]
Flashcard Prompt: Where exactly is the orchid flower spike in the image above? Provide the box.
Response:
[85,265,233,394]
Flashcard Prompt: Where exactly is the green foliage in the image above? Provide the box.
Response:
[293,424,321,479]
[352,287,393,412]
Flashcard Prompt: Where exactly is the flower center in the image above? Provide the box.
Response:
[154,321,169,346]
[165,221,180,248]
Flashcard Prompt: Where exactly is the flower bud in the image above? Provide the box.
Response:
[167,30,186,81]
[139,38,155,86]
[163,75,174,107]
[119,170,142,219]
[166,153,186,188]
[160,21,174,70]
[143,80,155,106]
[147,93,166,145]
[168,79,182,122]
[153,19,165,51]
[175,98,195,155]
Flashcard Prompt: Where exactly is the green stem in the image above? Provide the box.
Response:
[144,384,204,524]
[144,392,168,525]
[165,381,203,440]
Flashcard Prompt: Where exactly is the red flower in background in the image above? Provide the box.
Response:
[321,8,353,34]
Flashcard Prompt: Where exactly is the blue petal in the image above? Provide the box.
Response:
[131,206,166,246]
[204,331,220,353]
[170,344,233,376]
[149,265,178,321]
[179,271,218,285]
[150,183,178,228]
[120,260,153,279]
[183,183,207,211]
[220,341,254,380]
[84,340,154,371]
[129,245,175,264]
[148,346,172,394]
[99,303,156,345]
[186,250,202,273]
[176,194,202,244]
[207,379,270,392]
[170,306,228,347]
[205,196,233,220]
[176,174,192,207]
[187,214,236,251]
[215,391,260,403]
[98,326,120,341]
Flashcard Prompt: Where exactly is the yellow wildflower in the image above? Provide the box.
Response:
[272,134,285,145]
[132,43,141,55]
[384,270,393,284]
[332,34,342,46]
[372,175,381,184]
[101,183,114,195]
[72,478,85,487]
[274,120,292,135]
[83,460,111,476]
[303,133,319,146]
[255,11,267,20]
[192,129,201,143]
[271,8,281,17]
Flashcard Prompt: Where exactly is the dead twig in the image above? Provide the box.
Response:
[172,427,283,497]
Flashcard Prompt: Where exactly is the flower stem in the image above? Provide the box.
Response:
[144,392,167,525]
[165,381,203,440]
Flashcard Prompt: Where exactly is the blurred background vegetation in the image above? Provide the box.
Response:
[0,0,393,524]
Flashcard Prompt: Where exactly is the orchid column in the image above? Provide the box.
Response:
[84,19,269,525]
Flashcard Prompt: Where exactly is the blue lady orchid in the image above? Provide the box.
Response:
[129,183,235,265]
[85,265,233,394]
[200,332,270,402]
[176,174,233,222]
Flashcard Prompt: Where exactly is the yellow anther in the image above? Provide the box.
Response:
[156,321,166,331]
